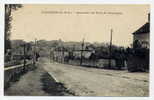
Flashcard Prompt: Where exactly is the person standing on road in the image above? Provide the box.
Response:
[36,52,40,61]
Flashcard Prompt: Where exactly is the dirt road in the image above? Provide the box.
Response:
[42,58,149,96]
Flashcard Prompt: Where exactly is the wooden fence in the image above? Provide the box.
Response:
[4,60,34,89]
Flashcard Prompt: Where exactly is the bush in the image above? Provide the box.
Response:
[126,40,149,72]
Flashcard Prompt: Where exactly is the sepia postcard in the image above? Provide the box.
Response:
[4,4,150,97]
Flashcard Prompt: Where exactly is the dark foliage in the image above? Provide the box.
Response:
[126,40,149,72]
[5,4,22,54]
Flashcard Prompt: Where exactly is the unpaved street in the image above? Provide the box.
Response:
[42,58,149,96]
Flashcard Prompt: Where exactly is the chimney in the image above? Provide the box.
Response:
[148,13,150,22]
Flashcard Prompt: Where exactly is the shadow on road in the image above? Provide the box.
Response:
[40,72,76,96]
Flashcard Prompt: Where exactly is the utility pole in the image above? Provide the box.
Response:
[23,44,26,67]
[33,38,37,65]
[53,48,55,62]
[62,46,64,63]
[80,38,85,65]
[72,44,75,57]
[50,47,52,63]
[21,43,26,72]
[109,29,113,69]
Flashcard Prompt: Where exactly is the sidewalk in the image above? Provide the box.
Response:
[5,63,50,96]
[4,62,74,96]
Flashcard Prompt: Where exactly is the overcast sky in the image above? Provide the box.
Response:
[11,4,149,47]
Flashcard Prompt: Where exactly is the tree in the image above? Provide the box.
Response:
[5,4,22,54]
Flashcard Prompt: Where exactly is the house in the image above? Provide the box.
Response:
[132,13,150,48]
[127,13,150,72]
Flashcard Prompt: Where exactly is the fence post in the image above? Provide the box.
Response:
[23,43,26,72]
[23,44,26,66]
[80,38,84,66]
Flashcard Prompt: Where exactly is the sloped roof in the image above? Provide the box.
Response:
[132,22,150,35]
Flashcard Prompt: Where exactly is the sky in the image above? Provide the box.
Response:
[11,4,150,47]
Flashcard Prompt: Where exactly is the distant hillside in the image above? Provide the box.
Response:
[10,39,126,57]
